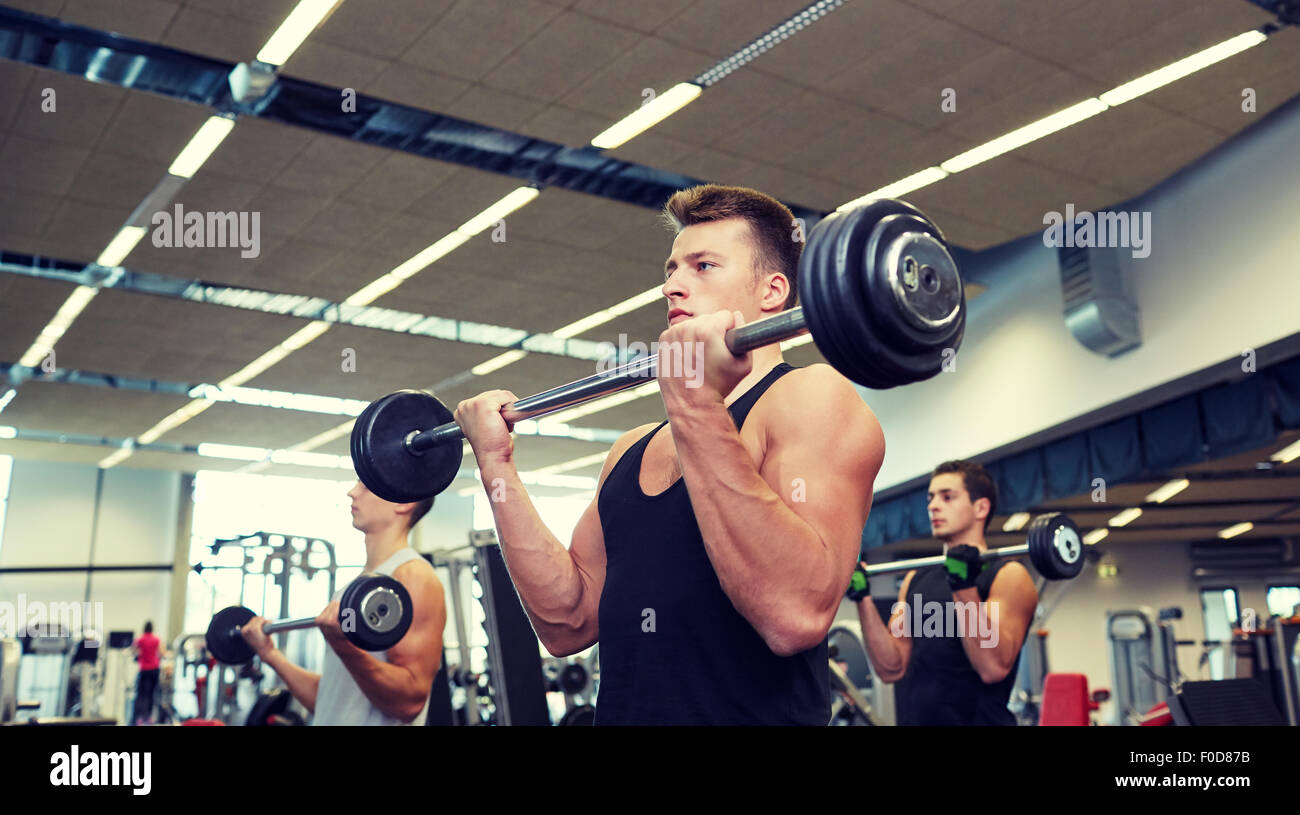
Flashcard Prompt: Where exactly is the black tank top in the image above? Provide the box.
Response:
[594,363,830,725]
[894,561,1026,726]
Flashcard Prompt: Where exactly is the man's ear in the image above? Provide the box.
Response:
[762,271,790,311]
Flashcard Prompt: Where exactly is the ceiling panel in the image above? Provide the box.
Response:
[0,381,188,437]
[162,401,347,448]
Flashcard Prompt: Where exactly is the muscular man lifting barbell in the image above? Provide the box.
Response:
[847,460,1078,726]
[446,184,959,725]
[234,486,447,725]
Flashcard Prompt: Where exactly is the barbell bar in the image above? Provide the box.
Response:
[204,574,412,665]
[862,512,1085,582]
[352,198,965,503]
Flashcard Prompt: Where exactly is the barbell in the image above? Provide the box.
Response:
[204,574,412,665]
[861,512,1085,583]
[351,198,966,503]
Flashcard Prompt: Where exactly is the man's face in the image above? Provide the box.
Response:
[346,480,408,534]
[927,472,984,540]
[662,218,768,327]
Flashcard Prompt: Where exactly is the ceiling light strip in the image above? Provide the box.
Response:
[841,28,1272,207]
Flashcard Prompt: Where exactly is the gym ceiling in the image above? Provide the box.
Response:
[1,0,1299,545]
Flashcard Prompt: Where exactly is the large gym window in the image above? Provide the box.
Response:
[1199,586,1239,680]
[0,454,11,557]
[1267,585,1300,619]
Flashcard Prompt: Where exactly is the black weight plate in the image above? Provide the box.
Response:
[864,212,966,365]
[340,574,414,651]
[559,663,588,695]
[558,705,596,726]
[828,204,928,387]
[860,214,963,384]
[351,390,458,503]
[801,207,895,389]
[205,605,256,665]
[1026,513,1084,580]
[799,212,863,385]
[864,213,963,353]
[245,689,291,726]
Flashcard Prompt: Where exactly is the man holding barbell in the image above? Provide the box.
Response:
[455,185,884,724]
[849,460,1037,725]
[239,484,446,725]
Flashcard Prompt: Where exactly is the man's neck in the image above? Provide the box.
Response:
[364,527,409,572]
[941,529,987,554]
[724,345,785,406]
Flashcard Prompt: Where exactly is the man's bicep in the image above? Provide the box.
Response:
[386,568,445,680]
[988,564,1038,650]
[765,378,884,560]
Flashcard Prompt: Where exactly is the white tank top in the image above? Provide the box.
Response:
[313,548,432,726]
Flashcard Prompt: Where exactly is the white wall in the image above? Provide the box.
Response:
[0,460,180,641]
[867,97,1300,491]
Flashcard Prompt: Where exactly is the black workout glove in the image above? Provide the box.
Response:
[944,544,985,591]
[845,562,871,602]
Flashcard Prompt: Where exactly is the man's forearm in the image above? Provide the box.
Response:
[855,598,907,680]
[260,649,320,713]
[670,400,836,646]
[333,647,427,721]
[477,458,589,643]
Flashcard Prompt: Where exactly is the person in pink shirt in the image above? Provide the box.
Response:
[131,621,162,725]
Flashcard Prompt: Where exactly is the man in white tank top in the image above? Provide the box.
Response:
[240,481,446,725]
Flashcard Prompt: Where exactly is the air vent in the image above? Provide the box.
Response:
[1058,244,1141,357]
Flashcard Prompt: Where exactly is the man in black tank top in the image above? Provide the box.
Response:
[454,185,885,724]
[848,461,1037,725]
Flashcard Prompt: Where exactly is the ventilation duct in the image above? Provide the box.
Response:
[1058,243,1142,357]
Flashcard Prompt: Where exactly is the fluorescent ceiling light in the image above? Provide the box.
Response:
[17,285,101,367]
[458,187,540,236]
[281,320,331,351]
[197,442,269,461]
[0,389,15,414]
[168,116,236,178]
[591,83,702,149]
[1100,30,1268,107]
[1271,438,1300,464]
[137,399,215,445]
[269,449,349,468]
[0,426,16,440]
[1218,522,1253,540]
[389,232,471,280]
[1108,507,1143,527]
[97,446,133,469]
[188,384,367,416]
[839,167,949,211]
[941,98,1108,173]
[97,227,147,267]
[1145,478,1190,504]
[344,274,403,307]
[256,0,342,66]
[845,30,1270,206]
[551,287,663,339]
[1002,512,1031,533]
[1082,528,1109,545]
[472,350,529,376]
[779,333,814,351]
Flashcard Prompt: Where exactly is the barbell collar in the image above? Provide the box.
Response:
[405,306,812,456]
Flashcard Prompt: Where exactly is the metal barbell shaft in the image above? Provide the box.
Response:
[408,307,812,453]
[261,617,320,636]
[864,543,1031,577]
